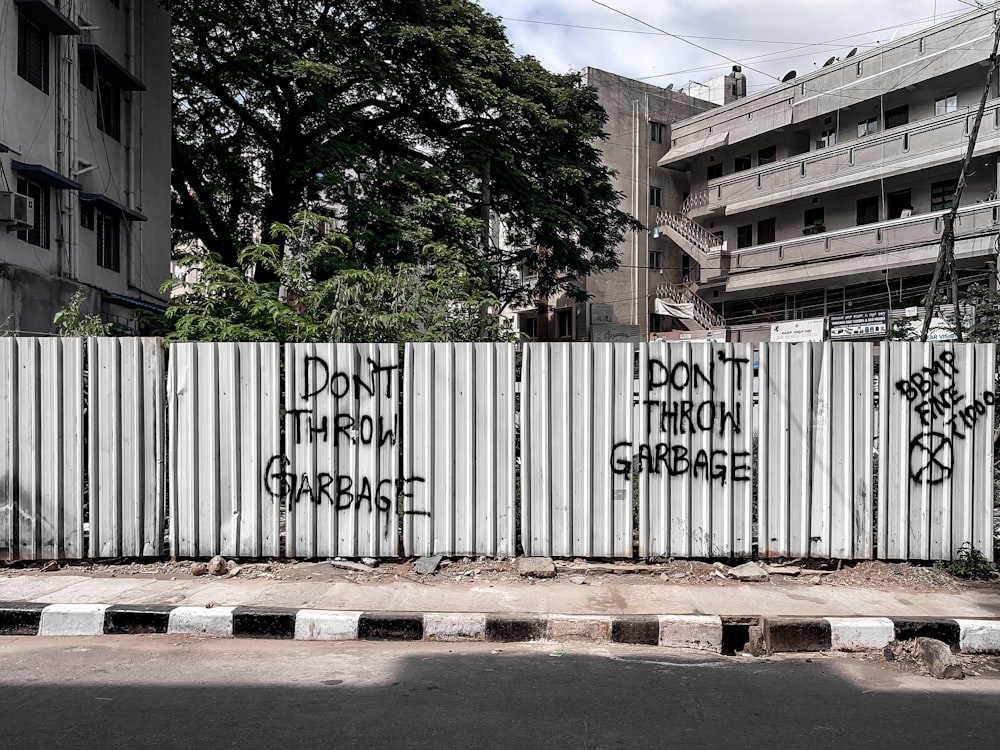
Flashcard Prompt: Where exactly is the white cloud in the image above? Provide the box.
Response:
[476,0,986,92]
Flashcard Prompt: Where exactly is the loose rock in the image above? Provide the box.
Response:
[415,555,443,575]
[207,555,229,576]
[728,561,769,582]
[191,562,209,576]
[568,575,587,585]
[517,557,556,579]
[914,637,965,679]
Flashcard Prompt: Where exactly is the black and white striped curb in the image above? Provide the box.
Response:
[1,603,998,654]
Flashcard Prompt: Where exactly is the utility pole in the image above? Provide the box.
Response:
[921,16,1000,342]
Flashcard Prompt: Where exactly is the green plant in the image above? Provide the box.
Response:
[934,542,996,580]
[53,289,114,336]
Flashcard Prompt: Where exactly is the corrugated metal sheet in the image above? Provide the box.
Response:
[168,343,281,557]
[87,337,165,557]
[878,342,996,561]
[521,343,634,558]
[284,344,399,558]
[0,338,85,560]
[638,342,754,558]
[402,343,516,557]
[759,342,875,559]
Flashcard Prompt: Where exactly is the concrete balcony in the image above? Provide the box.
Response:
[725,201,1000,294]
[687,100,1000,219]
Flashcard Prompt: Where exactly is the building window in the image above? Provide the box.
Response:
[857,118,878,137]
[649,250,662,270]
[96,210,121,271]
[734,154,752,172]
[803,207,825,234]
[856,196,879,225]
[935,95,958,116]
[736,224,753,249]
[97,77,122,140]
[886,105,909,129]
[816,129,836,149]
[707,163,723,180]
[931,179,957,211]
[520,315,537,340]
[15,175,49,249]
[80,202,95,230]
[81,54,123,141]
[757,146,776,165]
[757,217,776,244]
[888,189,912,219]
[17,14,49,94]
[650,121,666,143]
[649,186,662,207]
[556,309,572,339]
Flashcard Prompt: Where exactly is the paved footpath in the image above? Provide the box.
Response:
[1,572,999,655]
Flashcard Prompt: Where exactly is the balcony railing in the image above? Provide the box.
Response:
[725,201,1000,290]
[688,100,1000,218]
[655,282,726,329]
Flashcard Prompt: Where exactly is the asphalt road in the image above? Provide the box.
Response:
[0,637,998,749]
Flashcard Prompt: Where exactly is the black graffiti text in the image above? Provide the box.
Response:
[610,441,751,486]
[285,409,397,447]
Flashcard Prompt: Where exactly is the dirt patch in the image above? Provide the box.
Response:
[0,556,997,592]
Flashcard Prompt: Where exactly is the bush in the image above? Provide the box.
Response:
[934,542,996,580]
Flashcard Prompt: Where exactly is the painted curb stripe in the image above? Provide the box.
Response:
[294,610,361,641]
[0,601,47,636]
[890,617,960,648]
[104,604,174,634]
[0,601,994,653]
[611,615,660,645]
[39,604,110,636]
[485,615,546,642]
[764,617,832,653]
[358,612,423,641]
[233,607,297,639]
[955,619,1000,653]
[167,606,235,637]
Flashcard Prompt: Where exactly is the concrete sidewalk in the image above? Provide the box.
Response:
[1,571,999,620]
[2,569,1000,654]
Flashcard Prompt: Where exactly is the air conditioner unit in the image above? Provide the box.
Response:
[0,192,34,229]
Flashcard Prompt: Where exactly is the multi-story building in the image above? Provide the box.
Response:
[655,5,1000,342]
[0,0,170,334]
[515,67,718,341]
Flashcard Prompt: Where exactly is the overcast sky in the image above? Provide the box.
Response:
[475,1,990,95]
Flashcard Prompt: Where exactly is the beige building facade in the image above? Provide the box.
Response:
[656,6,1000,342]
[515,68,717,342]
[0,0,171,334]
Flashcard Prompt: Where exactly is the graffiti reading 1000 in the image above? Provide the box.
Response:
[895,349,995,485]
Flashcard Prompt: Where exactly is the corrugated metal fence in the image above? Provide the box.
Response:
[0,338,995,560]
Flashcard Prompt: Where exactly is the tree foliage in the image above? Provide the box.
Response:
[164,213,513,343]
[170,0,639,312]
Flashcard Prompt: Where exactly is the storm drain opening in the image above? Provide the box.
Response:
[721,616,760,655]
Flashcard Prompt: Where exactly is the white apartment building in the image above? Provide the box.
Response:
[655,5,1000,342]
[0,0,170,334]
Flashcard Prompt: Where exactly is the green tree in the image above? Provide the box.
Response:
[170,0,639,311]
[164,213,513,344]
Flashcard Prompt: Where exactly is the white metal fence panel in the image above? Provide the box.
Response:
[878,342,996,561]
[168,343,281,557]
[759,342,875,559]
[521,343,634,558]
[284,344,399,558]
[637,342,754,558]
[88,337,165,557]
[0,338,84,560]
[402,343,516,557]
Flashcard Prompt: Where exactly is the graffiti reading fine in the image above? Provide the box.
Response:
[895,350,995,485]
[611,351,752,485]
[262,354,429,521]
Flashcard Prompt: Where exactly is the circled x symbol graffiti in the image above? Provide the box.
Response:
[909,431,953,485]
